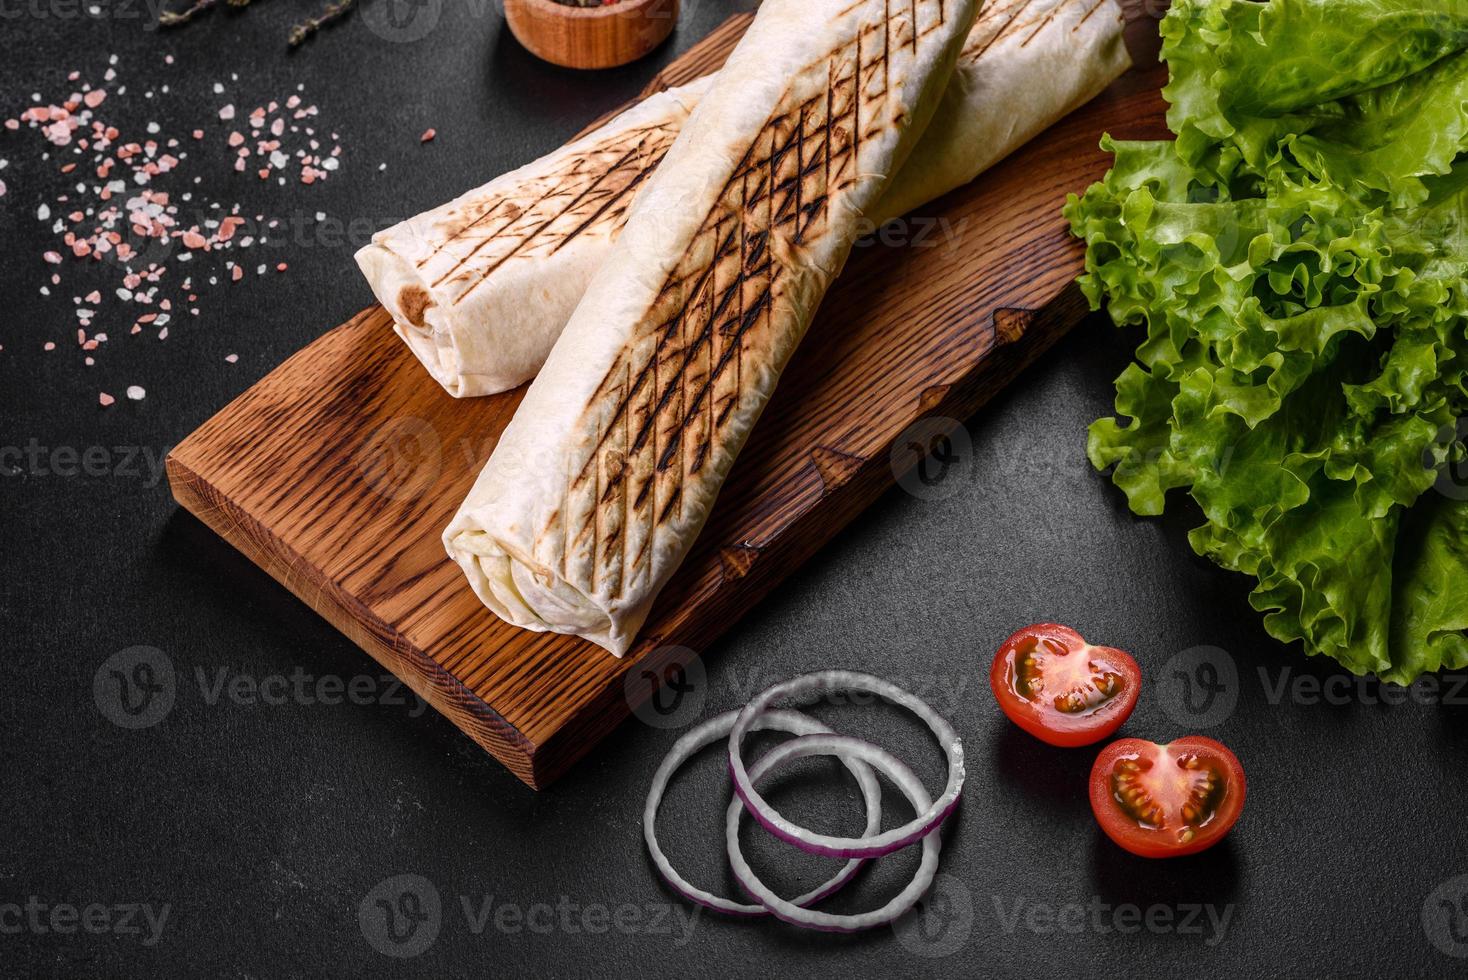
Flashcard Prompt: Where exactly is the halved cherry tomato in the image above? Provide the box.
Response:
[989,623,1141,747]
[1089,736,1246,858]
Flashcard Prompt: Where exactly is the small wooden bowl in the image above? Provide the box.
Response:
[505,0,680,70]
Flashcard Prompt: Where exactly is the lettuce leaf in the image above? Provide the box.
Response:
[1067,0,1468,681]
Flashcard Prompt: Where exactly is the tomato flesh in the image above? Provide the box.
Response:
[1090,736,1246,858]
[989,623,1140,747]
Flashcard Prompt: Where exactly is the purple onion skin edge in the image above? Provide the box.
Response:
[728,757,962,859]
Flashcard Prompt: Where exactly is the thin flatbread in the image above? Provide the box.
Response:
[445,0,979,654]
[359,0,1130,396]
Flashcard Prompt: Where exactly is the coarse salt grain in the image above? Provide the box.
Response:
[126,385,145,400]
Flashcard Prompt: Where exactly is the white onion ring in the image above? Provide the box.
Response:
[728,670,965,858]
[643,708,882,916]
[727,733,941,932]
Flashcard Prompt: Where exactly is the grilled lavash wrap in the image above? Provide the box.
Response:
[445,0,979,655]
[358,0,1130,397]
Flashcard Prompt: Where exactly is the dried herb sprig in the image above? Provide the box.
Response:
[158,0,351,48]
[158,0,258,27]
[289,0,355,47]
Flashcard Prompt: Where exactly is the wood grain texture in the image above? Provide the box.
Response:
[168,5,1169,789]
[504,0,679,70]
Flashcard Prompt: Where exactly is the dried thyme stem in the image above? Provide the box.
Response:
[289,0,355,47]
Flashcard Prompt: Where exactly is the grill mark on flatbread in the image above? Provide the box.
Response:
[963,0,1033,61]
[417,121,677,267]
[539,0,922,595]
[1020,0,1079,46]
[435,138,653,294]
[1072,0,1112,31]
[416,5,947,309]
[548,163,655,258]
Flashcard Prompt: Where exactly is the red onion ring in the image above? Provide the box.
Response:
[643,708,882,916]
[726,733,941,932]
[727,670,965,858]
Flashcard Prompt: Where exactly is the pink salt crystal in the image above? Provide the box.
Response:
[420,128,436,143]
[99,392,114,406]
[43,340,56,352]
[225,354,238,363]
[84,290,101,303]
[192,129,204,140]
[84,90,106,108]
[218,104,235,120]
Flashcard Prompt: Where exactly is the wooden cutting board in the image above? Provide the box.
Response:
[167,4,1169,788]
